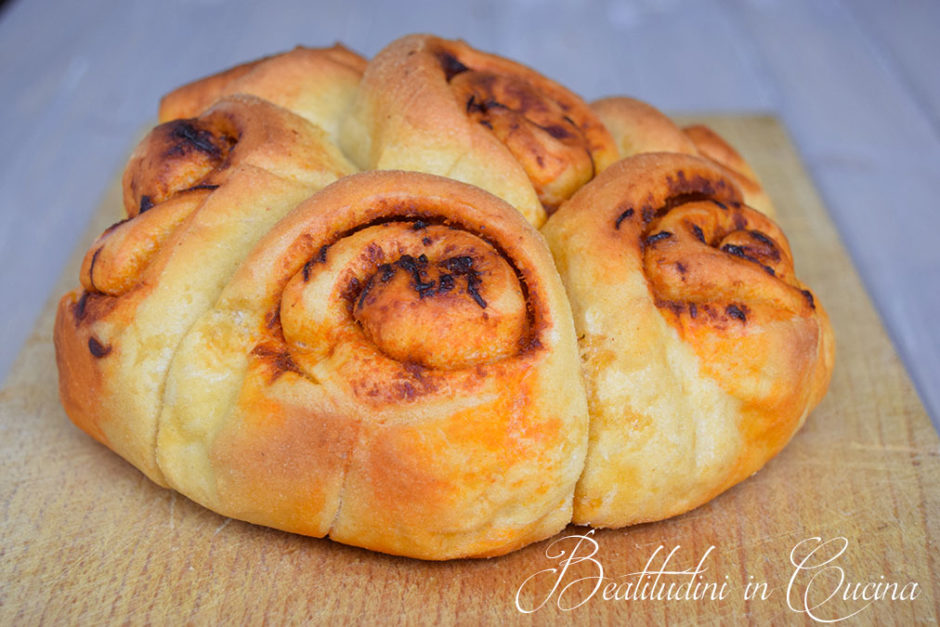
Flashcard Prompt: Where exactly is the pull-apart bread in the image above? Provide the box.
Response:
[54,35,833,559]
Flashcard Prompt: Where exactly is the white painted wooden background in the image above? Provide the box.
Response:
[1,0,938,427]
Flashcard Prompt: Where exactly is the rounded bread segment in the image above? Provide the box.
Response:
[592,96,777,217]
[54,96,356,485]
[156,170,589,559]
[541,152,833,526]
[340,34,619,227]
[158,44,367,145]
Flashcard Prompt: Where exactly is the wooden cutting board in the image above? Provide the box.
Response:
[2,116,938,625]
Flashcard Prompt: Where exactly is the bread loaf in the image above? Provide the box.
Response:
[54,34,833,559]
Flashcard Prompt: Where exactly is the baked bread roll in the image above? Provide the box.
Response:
[54,36,836,560]
[592,96,776,217]
[541,152,834,527]
[54,95,355,485]
[159,44,367,145]
[340,34,619,227]
[152,171,588,559]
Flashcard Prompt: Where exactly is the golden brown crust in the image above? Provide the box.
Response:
[341,34,619,227]
[158,44,367,144]
[155,171,588,559]
[541,152,833,526]
[54,96,355,484]
[592,96,777,217]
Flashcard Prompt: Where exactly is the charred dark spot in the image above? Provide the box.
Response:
[692,224,706,244]
[169,120,222,158]
[661,192,713,214]
[466,96,508,115]
[379,263,395,282]
[422,237,432,246]
[397,254,436,298]
[714,201,728,210]
[341,276,361,303]
[726,304,747,322]
[655,299,685,316]
[438,51,470,80]
[73,292,90,321]
[251,343,302,381]
[749,230,775,246]
[441,255,487,308]
[676,262,687,275]
[357,275,376,310]
[645,231,673,246]
[398,381,417,401]
[437,273,455,293]
[801,289,816,309]
[614,207,634,229]
[139,195,154,213]
[689,302,698,318]
[466,280,486,308]
[664,172,729,199]
[186,184,220,193]
[641,205,654,223]
[747,230,781,262]
[365,242,385,265]
[440,255,474,274]
[302,244,331,282]
[88,337,111,358]
[87,247,102,293]
[721,243,749,259]
[265,309,279,330]
[518,334,544,354]
[412,220,428,231]
[402,361,426,380]
[542,125,570,139]
[721,243,775,276]
[479,119,494,130]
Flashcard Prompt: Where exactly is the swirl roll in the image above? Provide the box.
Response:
[542,153,833,527]
[54,95,355,484]
[592,96,776,217]
[340,35,619,227]
[155,171,588,559]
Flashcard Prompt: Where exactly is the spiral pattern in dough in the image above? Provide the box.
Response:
[542,152,833,527]
[156,171,588,559]
[54,95,354,483]
[341,34,619,226]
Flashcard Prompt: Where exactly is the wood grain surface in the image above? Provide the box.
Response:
[1,116,937,625]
